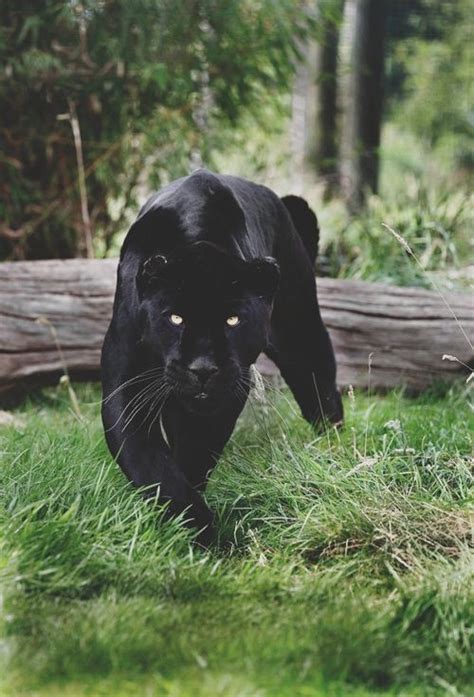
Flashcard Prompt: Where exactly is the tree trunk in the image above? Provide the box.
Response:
[0,260,472,402]
[312,0,344,197]
[290,39,316,195]
[340,0,386,212]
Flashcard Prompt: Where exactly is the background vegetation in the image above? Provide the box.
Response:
[1,0,472,286]
[1,0,306,258]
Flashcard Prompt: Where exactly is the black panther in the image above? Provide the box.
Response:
[101,169,342,543]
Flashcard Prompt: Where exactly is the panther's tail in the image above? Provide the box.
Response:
[281,195,319,265]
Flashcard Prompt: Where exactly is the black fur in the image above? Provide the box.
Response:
[281,194,320,263]
[101,170,342,544]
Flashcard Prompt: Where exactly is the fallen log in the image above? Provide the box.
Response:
[0,259,472,401]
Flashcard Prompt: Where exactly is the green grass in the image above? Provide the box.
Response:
[1,382,472,696]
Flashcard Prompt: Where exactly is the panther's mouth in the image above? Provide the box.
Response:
[187,397,220,416]
[166,361,241,414]
[182,387,228,415]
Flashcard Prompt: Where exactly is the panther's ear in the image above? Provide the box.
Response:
[245,257,280,299]
[136,254,169,298]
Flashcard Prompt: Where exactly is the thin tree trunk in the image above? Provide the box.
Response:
[312,0,344,198]
[68,99,94,258]
[290,39,315,195]
[340,0,386,212]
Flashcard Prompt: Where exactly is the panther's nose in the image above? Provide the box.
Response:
[188,358,218,387]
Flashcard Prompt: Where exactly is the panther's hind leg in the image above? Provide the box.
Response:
[267,296,343,428]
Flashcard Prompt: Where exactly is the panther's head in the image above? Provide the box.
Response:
[136,241,279,413]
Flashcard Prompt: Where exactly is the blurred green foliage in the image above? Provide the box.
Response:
[324,0,474,288]
[0,0,309,259]
[323,183,472,288]
[1,0,471,276]
[388,0,473,174]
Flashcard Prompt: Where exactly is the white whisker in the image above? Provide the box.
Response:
[147,386,173,438]
[103,367,165,404]
[105,376,165,432]
[121,380,168,432]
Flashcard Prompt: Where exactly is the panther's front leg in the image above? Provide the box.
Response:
[102,393,216,544]
[161,391,249,491]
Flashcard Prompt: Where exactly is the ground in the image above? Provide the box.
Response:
[0,381,472,696]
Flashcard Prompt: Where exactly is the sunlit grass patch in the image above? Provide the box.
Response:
[1,383,472,696]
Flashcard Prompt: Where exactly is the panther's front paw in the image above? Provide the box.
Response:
[187,492,216,547]
[309,389,344,430]
[327,389,344,427]
[194,521,216,548]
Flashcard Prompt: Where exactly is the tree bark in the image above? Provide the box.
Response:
[290,39,315,195]
[0,259,472,402]
[340,0,386,212]
[312,0,344,197]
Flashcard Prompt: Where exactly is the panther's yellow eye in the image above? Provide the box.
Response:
[170,314,183,326]
[226,316,240,327]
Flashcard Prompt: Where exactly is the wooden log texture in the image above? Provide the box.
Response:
[0,259,472,400]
